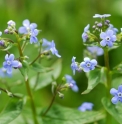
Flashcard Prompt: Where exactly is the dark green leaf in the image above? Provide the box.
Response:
[30,59,62,90]
[41,105,105,124]
[82,68,101,94]
[0,99,23,124]
[102,97,122,124]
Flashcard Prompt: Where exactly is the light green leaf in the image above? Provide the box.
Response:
[30,62,52,73]
[41,105,105,124]
[102,97,122,124]
[82,68,101,94]
[0,99,23,124]
[30,59,62,90]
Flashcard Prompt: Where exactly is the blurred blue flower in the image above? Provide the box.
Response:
[110,85,122,104]
[100,30,116,47]
[93,14,111,18]
[87,46,104,56]
[0,67,12,77]
[3,54,19,74]
[19,19,39,44]
[108,24,118,35]
[42,39,61,58]
[80,57,97,72]
[65,74,78,92]
[82,24,90,42]
[78,102,94,112]
[71,56,79,75]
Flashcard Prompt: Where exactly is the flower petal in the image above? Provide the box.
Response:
[7,67,12,74]
[90,59,97,66]
[106,30,113,36]
[9,54,14,61]
[84,57,90,62]
[83,67,90,72]
[23,19,30,27]
[111,96,118,104]
[19,27,27,34]
[5,54,9,60]
[100,40,106,47]
[110,88,118,96]
[100,32,106,39]
[12,60,19,67]
[118,85,122,92]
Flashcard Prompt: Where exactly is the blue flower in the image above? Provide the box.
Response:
[19,19,39,44]
[71,56,79,75]
[50,41,61,58]
[0,67,12,78]
[100,30,116,47]
[3,54,19,74]
[87,46,104,56]
[108,24,118,35]
[42,39,61,58]
[80,57,97,72]
[65,74,79,92]
[110,85,122,104]
[82,24,90,42]
[78,102,94,112]
[93,14,111,18]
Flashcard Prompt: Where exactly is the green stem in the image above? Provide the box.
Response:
[25,79,39,124]
[42,90,57,116]
[104,48,111,124]
[0,87,22,98]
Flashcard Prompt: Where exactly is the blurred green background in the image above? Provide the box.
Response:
[0,0,122,123]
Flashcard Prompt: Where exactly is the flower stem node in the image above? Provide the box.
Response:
[6,90,13,97]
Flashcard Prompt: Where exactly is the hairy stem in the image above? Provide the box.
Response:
[25,79,39,124]
[104,48,111,124]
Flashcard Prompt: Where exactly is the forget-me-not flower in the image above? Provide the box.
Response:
[82,24,90,42]
[71,56,79,75]
[93,14,111,18]
[65,74,79,92]
[80,57,97,72]
[19,19,39,44]
[100,30,116,47]
[87,46,104,56]
[78,102,94,112]
[110,85,122,104]
[42,39,61,58]
[3,54,19,74]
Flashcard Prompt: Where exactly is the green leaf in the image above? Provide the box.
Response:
[30,62,52,73]
[30,59,62,90]
[111,73,122,88]
[0,99,23,124]
[102,97,122,124]
[82,68,101,94]
[41,105,105,124]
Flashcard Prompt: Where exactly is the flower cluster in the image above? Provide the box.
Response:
[71,57,97,74]
[78,102,94,112]
[65,74,79,92]
[19,19,39,44]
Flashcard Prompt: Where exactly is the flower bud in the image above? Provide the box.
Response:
[7,20,16,27]
[4,29,9,34]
